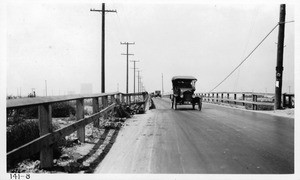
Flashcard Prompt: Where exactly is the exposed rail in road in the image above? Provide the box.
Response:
[6,91,149,169]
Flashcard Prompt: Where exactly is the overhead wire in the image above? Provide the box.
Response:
[208,23,279,93]
[233,7,260,92]
[209,20,294,93]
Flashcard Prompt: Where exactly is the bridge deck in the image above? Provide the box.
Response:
[95,98,294,174]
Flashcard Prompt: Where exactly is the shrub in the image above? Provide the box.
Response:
[6,107,39,126]
[7,119,40,152]
[7,119,69,169]
[52,102,76,117]
[7,102,76,124]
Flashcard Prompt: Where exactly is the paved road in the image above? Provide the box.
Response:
[95,98,294,174]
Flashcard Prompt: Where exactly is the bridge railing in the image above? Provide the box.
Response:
[6,91,149,169]
[196,92,294,110]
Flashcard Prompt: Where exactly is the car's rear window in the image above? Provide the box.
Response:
[173,80,196,88]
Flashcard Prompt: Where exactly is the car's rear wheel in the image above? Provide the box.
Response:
[174,97,177,110]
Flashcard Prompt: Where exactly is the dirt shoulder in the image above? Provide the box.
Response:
[8,117,124,173]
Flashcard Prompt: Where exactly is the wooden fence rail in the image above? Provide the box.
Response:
[196,92,294,110]
[7,91,148,169]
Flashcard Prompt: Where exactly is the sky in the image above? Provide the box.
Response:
[3,1,296,96]
[0,1,299,179]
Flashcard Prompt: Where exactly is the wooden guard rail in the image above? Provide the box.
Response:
[197,92,294,110]
[6,91,149,169]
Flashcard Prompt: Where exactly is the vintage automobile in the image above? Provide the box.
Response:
[154,90,161,97]
[171,76,202,110]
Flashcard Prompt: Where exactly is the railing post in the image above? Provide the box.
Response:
[282,93,286,108]
[216,93,219,102]
[115,93,121,104]
[92,97,100,127]
[242,94,245,106]
[288,95,293,108]
[227,93,230,103]
[126,94,129,104]
[255,95,258,110]
[121,94,125,103]
[221,93,223,103]
[38,104,53,168]
[76,99,85,142]
[116,93,121,102]
[102,96,108,119]
[212,93,214,102]
[111,94,116,104]
[252,95,257,110]
[129,95,132,104]
[234,94,237,105]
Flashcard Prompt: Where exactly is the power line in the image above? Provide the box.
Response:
[208,23,279,93]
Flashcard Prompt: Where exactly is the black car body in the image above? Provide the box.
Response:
[171,76,202,110]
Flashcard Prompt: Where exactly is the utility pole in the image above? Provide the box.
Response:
[275,4,286,110]
[140,77,143,92]
[131,60,139,95]
[45,80,47,96]
[162,73,164,96]
[121,42,135,94]
[137,70,141,93]
[91,3,117,93]
[137,70,140,93]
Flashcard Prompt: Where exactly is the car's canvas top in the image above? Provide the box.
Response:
[172,76,197,81]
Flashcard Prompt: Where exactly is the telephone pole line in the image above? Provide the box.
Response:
[131,60,139,96]
[90,3,117,93]
[121,42,135,94]
[137,70,142,93]
[162,73,164,96]
[275,4,286,110]
[45,80,47,96]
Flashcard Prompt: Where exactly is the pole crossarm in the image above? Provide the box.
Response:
[121,42,135,45]
[121,53,134,56]
[90,9,117,13]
